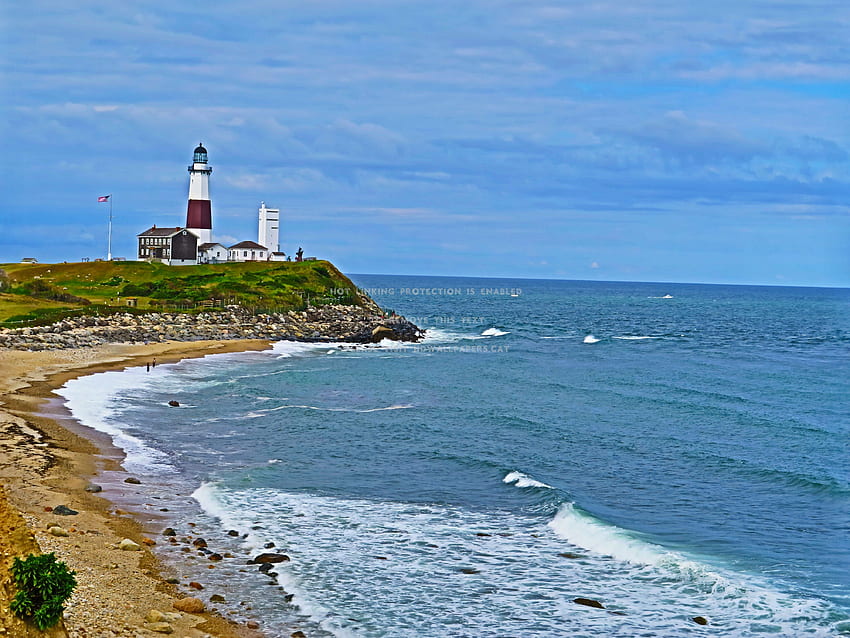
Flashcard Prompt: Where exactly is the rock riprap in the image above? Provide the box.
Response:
[0,304,423,350]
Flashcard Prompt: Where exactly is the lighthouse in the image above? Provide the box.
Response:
[186,143,213,245]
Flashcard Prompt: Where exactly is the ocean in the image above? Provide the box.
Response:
[56,275,850,637]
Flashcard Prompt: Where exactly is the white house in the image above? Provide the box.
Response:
[228,241,269,262]
[198,242,228,264]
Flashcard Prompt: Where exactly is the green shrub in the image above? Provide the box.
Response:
[9,553,77,630]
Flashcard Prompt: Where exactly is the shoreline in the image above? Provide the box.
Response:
[0,340,281,637]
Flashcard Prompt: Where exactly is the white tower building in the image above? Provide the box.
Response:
[258,201,280,253]
[186,143,213,245]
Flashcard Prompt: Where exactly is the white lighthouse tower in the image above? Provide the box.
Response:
[186,143,213,245]
[258,201,280,253]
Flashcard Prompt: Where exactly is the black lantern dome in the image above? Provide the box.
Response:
[193,143,208,163]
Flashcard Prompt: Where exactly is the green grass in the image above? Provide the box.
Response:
[0,260,363,325]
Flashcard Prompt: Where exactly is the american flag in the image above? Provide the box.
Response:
[98,195,110,202]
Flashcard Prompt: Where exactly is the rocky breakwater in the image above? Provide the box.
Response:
[0,305,423,350]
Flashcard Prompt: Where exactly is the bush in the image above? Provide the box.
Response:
[9,553,77,630]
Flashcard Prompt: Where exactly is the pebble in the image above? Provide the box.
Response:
[49,526,69,537]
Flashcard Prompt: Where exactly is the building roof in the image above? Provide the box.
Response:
[198,242,226,250]
[229,241,268,250]
[138,226,184,237]
[271,251,286,256]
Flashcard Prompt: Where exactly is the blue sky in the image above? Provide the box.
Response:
[1,0,848,286]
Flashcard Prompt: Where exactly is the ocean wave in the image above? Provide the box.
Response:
[244,403,414,417]
[481,327,510,337]
[583,334,601,344]
[613,335,659,340]
[503,470,553,489]
[56,367,176,474]
[183,486,841,637]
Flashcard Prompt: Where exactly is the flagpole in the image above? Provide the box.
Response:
[107,194,113,261]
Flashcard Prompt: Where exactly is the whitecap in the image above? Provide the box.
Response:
[481,327,510,337]
[503,470,553,489]
[583,335,600,344]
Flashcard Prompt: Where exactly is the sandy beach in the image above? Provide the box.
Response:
[0,340,280,637]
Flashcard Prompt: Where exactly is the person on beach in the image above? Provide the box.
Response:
[152,358,156,368]
[146,362,150,372]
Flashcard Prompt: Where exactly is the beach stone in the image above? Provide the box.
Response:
[168,400,180,407]
[53,504,78,516]
[189,581,204,590]
[246,620,260,629]
[85,483,103,493]
[250,552,290,564]
[258,563,273,573]
[574,597,605,609]
[145,621,174,633]
[264,541,276,548]
[291,631,306,638]
[145,610,168,623]
[210,594,226,603]
[459,567,479,574]
[172,597,205,613]
[693,616,709,625]
[48,526,69,537]
[165,577,180,584]
[162,527,176,536]
[119,538,141,551]
[208,553,223,561]
[193,537,208,548]
[142,537,156,546]
[124,477,141,484]
[227,529,240,536]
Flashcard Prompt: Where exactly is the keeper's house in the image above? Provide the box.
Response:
[137,226,198,265]
[228,240,269,262]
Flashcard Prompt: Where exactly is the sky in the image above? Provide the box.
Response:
[1,0,848,286]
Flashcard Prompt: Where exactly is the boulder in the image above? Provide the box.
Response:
[188,581,204,590]
[573,597,605,609]
[246,621,260,629]
[162,527,176,536]
[291,631,306,638]
[84,483,103,493]
[693,616,709,625]
[119,538,141,551]
[208,553,223,561]
[124,477,141,484]
[172,597,205,613]
[227,529,240,537]
[370,325,397,342]
[210,594,226,603]
[53,505,78,516]
[48,526,69,537]
[192,538,208,548]
[250,552,290,564]
[258,563,273,573]
[168,400,180,407]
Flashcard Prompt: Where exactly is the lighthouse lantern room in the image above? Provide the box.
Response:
[186,143,213,244]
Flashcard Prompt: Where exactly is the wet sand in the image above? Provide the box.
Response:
[0,340,276,637]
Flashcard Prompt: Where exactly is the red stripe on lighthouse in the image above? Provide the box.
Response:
[186,199,212,229]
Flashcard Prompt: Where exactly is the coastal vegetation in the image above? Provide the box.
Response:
[0,260,364,326]
[9,553,77,630]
